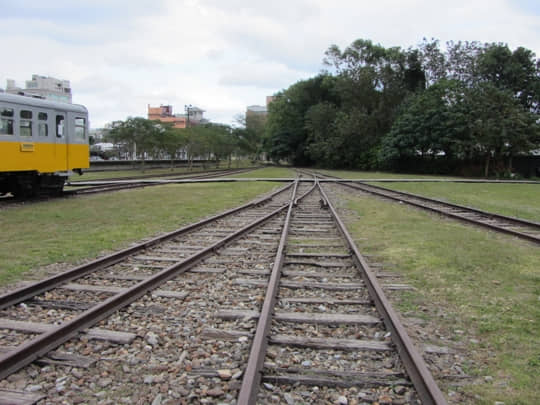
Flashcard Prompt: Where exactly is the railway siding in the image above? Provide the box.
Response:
[305,170,540,245]
[0,177,475,404]
[328,183,540,404]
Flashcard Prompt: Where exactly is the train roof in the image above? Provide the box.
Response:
[0,93,88,114]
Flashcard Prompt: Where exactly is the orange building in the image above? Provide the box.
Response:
[147,105,187,128]
[148,104,206,128]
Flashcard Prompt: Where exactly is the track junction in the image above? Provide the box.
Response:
[0,169,536,404]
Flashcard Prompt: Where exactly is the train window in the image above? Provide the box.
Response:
[21,110,32,119]
[74,117,86,139]
[0,108,14,135]
[20,110,32,137]
[38,123,48,137]
[1,108,14,117]
[38,112,48,137]
[56,115,64,138]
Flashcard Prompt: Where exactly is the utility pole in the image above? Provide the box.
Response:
[184,104,192,128]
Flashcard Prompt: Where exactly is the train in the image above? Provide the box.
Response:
[0,93,89,197]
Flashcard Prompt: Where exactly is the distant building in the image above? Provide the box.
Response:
[89,128,108,143]
[148,104,205,128]
[6,75,72,103]
[246,105,267,117]
[246,96,275,119]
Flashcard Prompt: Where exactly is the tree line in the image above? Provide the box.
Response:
[101,117,263,169]
[264,39,540,177]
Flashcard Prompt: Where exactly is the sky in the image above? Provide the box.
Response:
[1,0,539,128]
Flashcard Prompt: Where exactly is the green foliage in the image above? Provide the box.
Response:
[106,117,249,168]
[467,82,540,176]
[380,40,540,176]
[0,182,279,285]
[107,117,162,164]
[265,40,426,169]
[379,79,470,164]
[341,191,540,403]
[235,113,266,160]
[263,38,540,176]
[264,74,338,165]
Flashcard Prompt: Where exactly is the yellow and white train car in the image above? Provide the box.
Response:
[0,93,89,196]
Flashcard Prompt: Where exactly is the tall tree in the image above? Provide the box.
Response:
[265,74,338,165]
[477,44,540,112]
[107,117,160,170]
[153,124,188,169]
[234,113,265,161]
[467,82,539,176]
[379,80,470,166]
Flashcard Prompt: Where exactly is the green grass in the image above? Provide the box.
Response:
[318,169,460,179]
[76,161,257,181]
[0,182,279,285]
[339,191,540,404]
[230,166,296,178]
[370,182,540,222]
[315,168,540,221]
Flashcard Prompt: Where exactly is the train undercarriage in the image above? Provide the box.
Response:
[0,171,69,198]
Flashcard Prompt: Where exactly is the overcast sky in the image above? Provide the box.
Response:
[1,0,539,128]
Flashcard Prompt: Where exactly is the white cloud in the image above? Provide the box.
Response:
[0,0,538,127]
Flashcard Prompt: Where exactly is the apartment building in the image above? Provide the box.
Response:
[6,75,72,103]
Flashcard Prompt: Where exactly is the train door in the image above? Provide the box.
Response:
[55,113,68,171]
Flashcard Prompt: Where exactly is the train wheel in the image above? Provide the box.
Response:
[39,175,65,196]
[12,174,39,198]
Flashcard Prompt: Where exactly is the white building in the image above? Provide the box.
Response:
[6,75,72,103]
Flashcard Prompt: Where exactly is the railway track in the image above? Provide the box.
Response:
[67,167,258,196]
[306,171,540,245]
[0,178,448,404]
[0,168,258,205]
[70,166,257,185]
[235,181,445,404]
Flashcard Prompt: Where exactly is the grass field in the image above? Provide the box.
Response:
[318,169,459,179]
[0,181,280,285]
[336,188,540,404]
[2,168,537,403]
[318,168,540,222]
[370,182,540,222]
[230,166,296,178]
[77,161,257,181]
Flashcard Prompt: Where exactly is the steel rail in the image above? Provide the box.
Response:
[305,170,540,245]
[0,189,296,380]
[237,180,319,404]
[350,181,540,228]
[297,168,540,184]
[69,167,256,184]
[318,182,448,405]
[335,180,540,245]
[0,182,294,310]
[67,167,257,195]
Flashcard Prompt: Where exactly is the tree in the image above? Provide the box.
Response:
[205,123,236,167]
[418,38,448,86]
[107,117,160,170]
[304,102,339,166]
[233,114,265,161]
[477,44,540,112]
[153,124,188,169]
[466,82,539,176]
[379,80,470,166]
[264,74,338,165]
